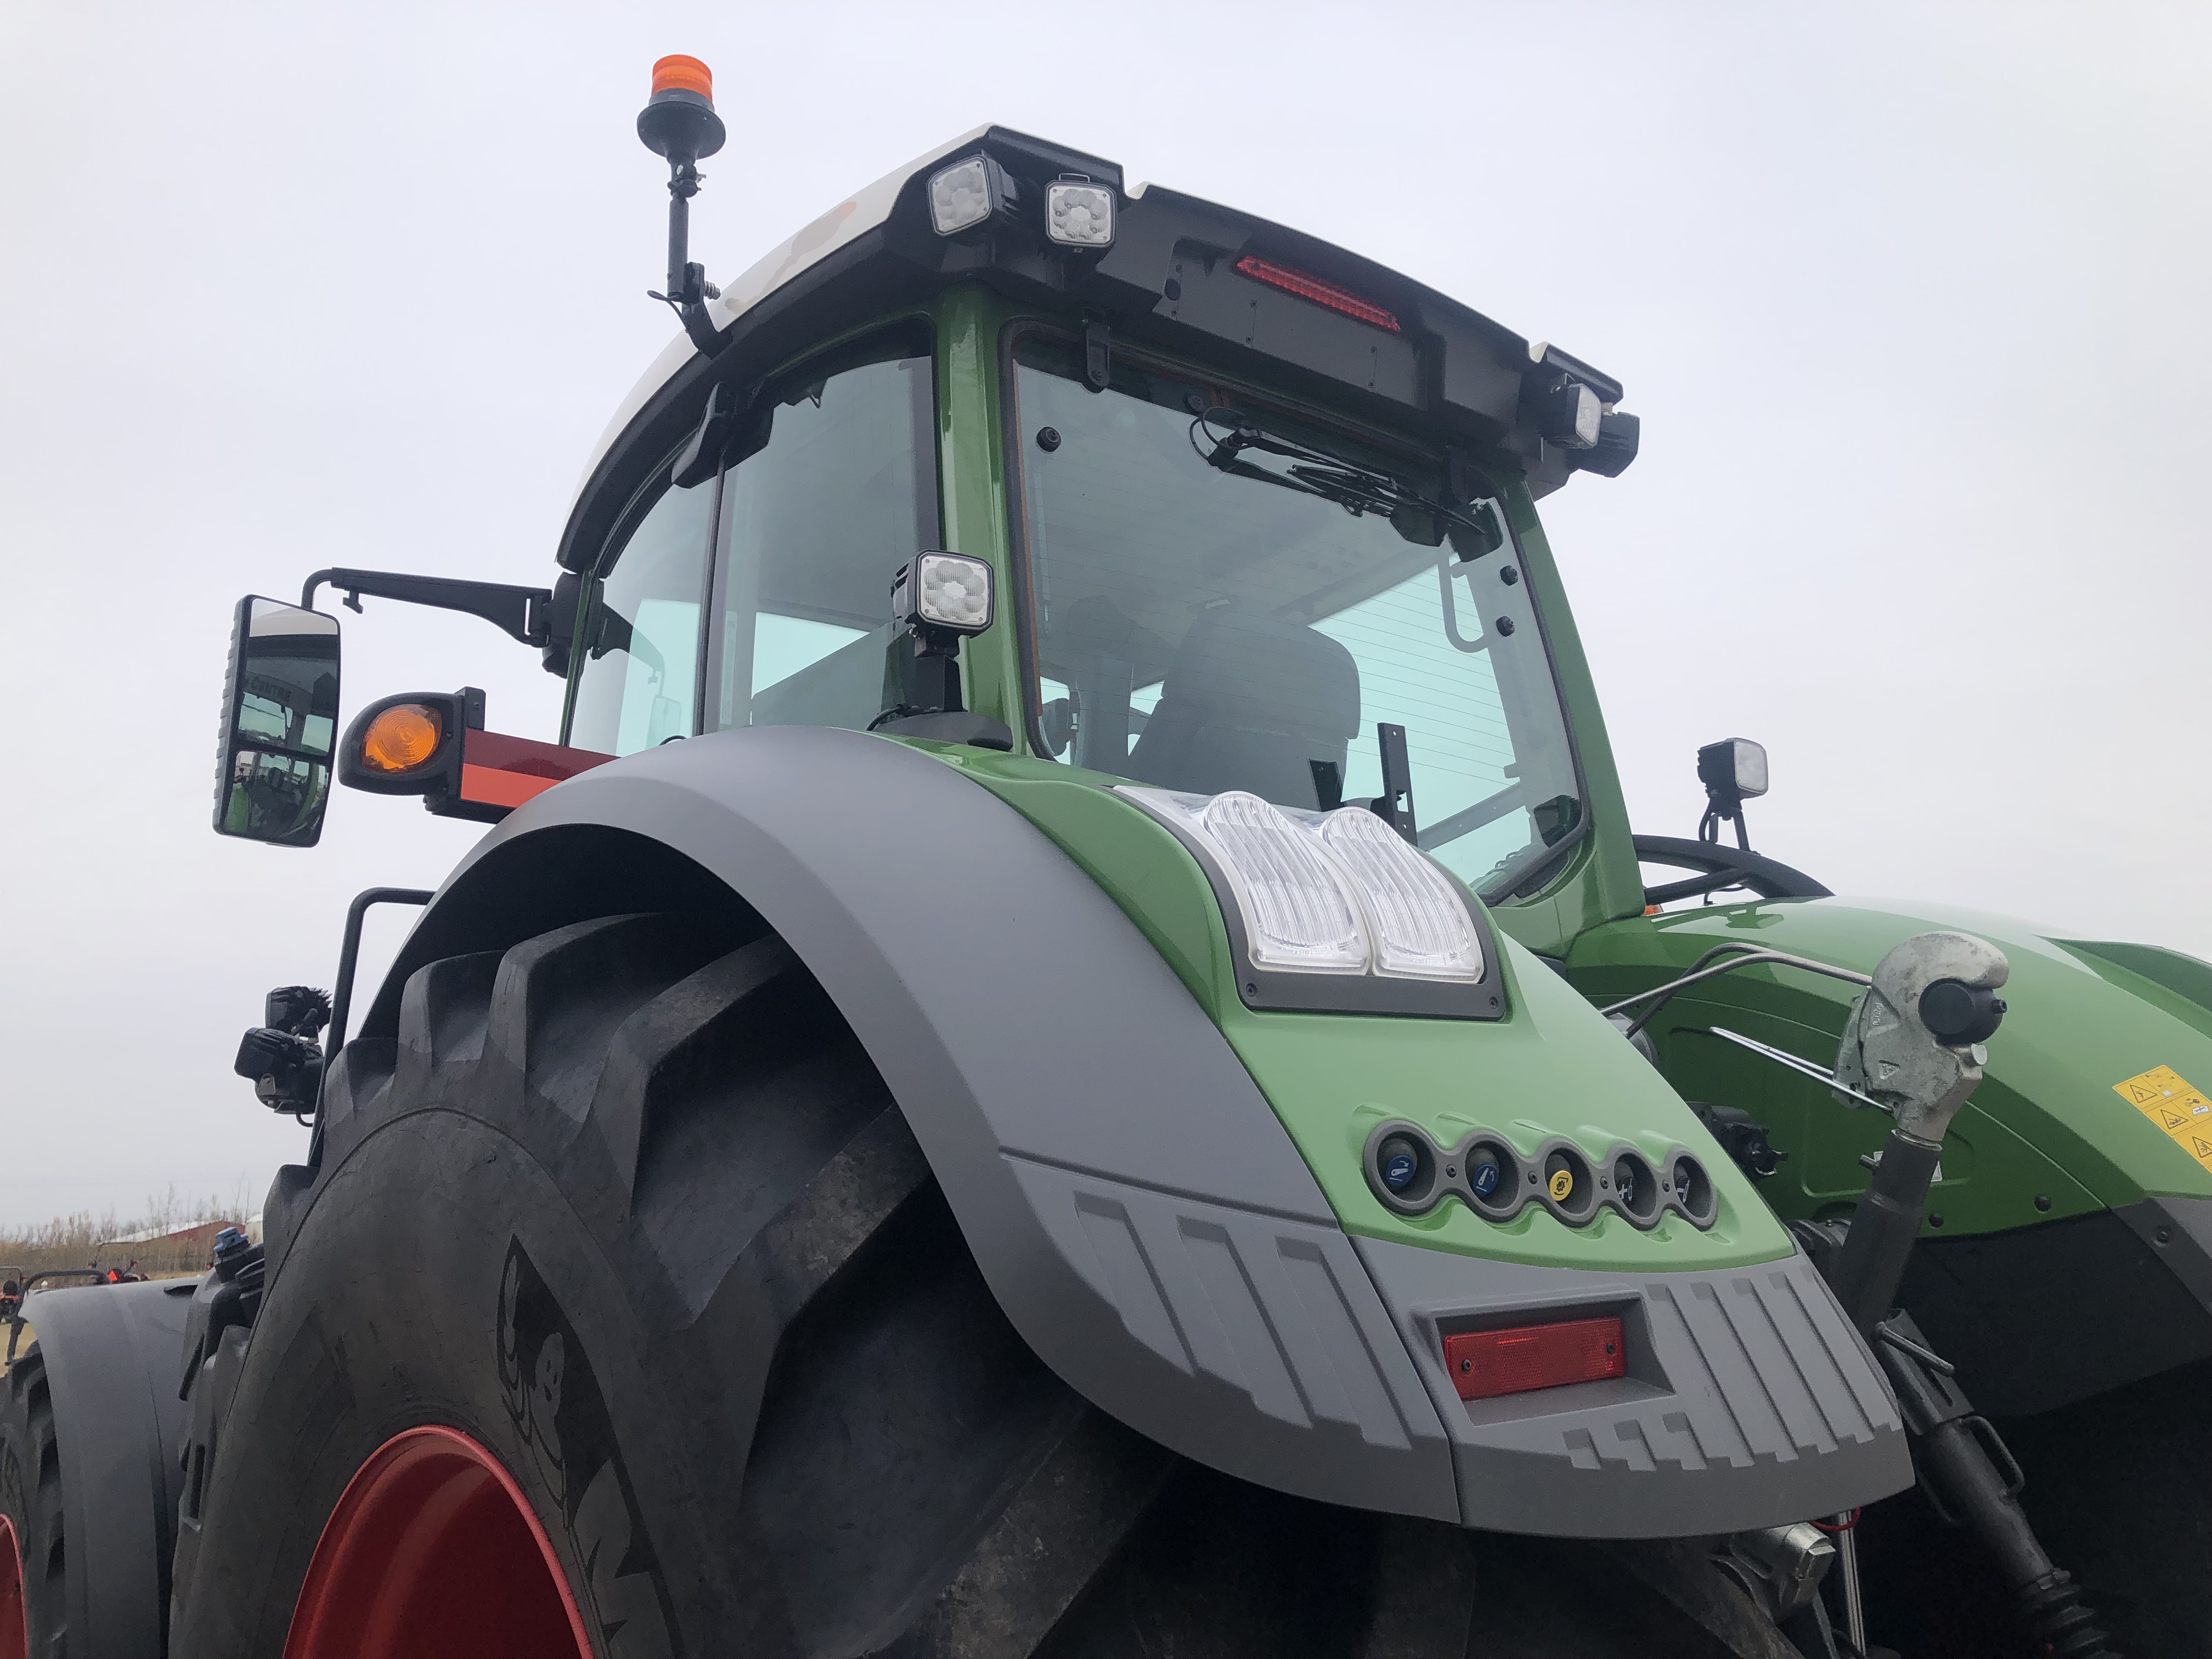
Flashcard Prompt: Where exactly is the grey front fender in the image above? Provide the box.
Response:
[362,725,1463,1523]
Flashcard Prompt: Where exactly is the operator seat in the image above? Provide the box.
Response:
[1127,602,1362,810]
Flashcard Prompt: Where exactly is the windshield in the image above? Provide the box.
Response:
[1010,335,1582,896]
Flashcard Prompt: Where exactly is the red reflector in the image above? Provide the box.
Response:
[1443,1317,1625,1401]
[1233,255,1401,332]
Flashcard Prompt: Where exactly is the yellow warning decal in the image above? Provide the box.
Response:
[2112,1065,2212,1179]
[1548,1168,1575,1203]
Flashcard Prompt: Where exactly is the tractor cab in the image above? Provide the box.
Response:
[563,294,1587,907]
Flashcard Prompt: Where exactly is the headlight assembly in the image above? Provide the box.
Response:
[1119,786,1503,1019]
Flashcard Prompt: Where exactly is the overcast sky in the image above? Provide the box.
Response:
[2,4,2205,1227]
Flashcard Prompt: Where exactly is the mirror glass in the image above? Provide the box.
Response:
[213,597,340,846]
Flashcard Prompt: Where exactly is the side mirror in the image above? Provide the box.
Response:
[1696,737,1768,850]
[213,597,341,847]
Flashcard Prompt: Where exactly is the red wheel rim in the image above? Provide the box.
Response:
[283,1426,591,1659]
[0,1513,27,1659]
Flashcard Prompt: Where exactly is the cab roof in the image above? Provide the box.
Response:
[559,126,1635,574]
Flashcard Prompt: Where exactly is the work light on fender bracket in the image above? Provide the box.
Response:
[866,554,1017,751]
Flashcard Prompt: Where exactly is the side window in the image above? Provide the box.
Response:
[568,476,719,757]
[711,351,938,733]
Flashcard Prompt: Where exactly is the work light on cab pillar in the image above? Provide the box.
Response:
[638,54,726,351]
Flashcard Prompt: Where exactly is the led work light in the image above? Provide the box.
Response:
[879,554,996,725]
[893,552,994,635]
[1699,737,1769,802]
[1533,380,1603,449]
[1696,736,1769,849]
[1045,176,1114,247]
[928,155,1017,236]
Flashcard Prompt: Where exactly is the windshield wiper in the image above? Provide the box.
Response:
[1188,407,1496,546]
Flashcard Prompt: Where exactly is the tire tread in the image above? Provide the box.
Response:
[2,1347,70,1656]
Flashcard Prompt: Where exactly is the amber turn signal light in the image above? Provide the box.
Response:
[357,703,443,774]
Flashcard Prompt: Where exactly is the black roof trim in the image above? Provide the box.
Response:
[556,132,1633,572]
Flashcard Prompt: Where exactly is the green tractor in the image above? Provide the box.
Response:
[2,54,2202,1659]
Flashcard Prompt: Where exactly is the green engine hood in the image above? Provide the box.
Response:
[1567,896,2212,1236]
[922,747,1801,1272]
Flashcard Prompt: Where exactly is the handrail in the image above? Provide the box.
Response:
[1633,833,1830,906]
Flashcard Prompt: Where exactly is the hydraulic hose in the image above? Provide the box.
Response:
[1917,1420,2116,1659]
[1826,1130,1943,1338]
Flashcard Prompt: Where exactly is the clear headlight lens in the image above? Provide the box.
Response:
[1318,806,1483,980]
[1121,787,1484,985]
[1199,792,1368,973]
[1182,791,1369,972]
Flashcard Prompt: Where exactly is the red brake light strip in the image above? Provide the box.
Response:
[1232,255,1401,332]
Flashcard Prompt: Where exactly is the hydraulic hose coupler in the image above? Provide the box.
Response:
[1824,931,2009,1334]
[1827,1130,1943,1336]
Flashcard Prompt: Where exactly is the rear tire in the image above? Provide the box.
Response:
[1,1277,190,1659]
[172,909,1777,1657]
[1,1348,64,1658]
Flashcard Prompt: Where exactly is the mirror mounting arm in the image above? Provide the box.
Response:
[301,568,554,648]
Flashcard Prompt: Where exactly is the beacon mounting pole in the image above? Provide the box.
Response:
[636,56,727,354]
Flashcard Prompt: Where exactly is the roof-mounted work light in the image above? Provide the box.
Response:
[928,154,1019,236]
[1045,174,1114,248]
[1522,342,1616,452]
[637,55,726,352]
[926,156,1115,250]
[1532,379,1602,449]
